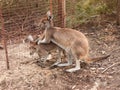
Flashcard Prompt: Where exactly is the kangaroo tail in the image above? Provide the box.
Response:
[86,54,110,64]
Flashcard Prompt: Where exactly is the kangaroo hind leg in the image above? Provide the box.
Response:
[66,59,81,73]
[51,48,63,67]
[57,52,73,67]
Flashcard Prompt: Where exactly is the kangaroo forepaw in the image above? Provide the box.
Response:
[37,40,41,45]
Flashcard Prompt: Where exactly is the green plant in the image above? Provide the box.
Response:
[66,0,116,27]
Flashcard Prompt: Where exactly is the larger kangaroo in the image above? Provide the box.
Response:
[37,11,110,72]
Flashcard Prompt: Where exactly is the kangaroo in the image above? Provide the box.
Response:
[24,35,66,66]
[37,11,110,72]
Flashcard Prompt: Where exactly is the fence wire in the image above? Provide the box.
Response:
[0,0,75,69]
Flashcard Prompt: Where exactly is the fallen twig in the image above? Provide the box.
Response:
[20,58,38,65]
[102,62,120,73]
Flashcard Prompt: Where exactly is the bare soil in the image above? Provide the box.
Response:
[0,25,120,90]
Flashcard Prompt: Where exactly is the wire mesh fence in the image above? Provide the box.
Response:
[0,0,51,69]
[2,0,50,43]
[0,0,69,43]
[0,0,72,69]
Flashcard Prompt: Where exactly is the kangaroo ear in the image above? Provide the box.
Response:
[46,11,51,17]
[27,35,34,42]
[46,11,53,21]
[23,35,34,43]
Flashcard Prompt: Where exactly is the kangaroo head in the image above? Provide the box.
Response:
[29,41,38,55]
[34,11,53,30]
[24,35,39,55]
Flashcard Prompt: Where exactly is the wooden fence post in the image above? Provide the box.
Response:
[0,7,10,69]
[62,0,66,28]
[49,0,54,26]
[58,0,66,28]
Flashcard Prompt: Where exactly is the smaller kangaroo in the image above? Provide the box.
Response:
[24,35,66,66]
[37,11,110,72]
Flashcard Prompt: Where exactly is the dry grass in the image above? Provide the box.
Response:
[0,27,120,90]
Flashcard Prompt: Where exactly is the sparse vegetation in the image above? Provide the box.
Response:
[66,0,118,27]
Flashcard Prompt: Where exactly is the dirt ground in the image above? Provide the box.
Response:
[0,24,120,90]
